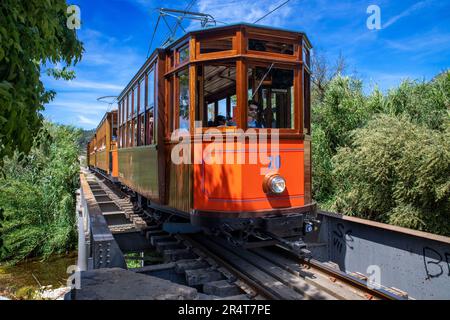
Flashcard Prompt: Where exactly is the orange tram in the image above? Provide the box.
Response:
[87,23,316,254]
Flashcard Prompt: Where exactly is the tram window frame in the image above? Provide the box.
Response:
[118,101,122,148]
[136,77,146,147]
[303,68,311,134]
[178,44,189,65]
[302,46,311,68]
[127,91,132,120]
[133,119,137,146]
[146,67,155,145]
[122,100,125,125]
[138,113,145,146]
[199,36,234,55]
[139,77,145,115]
[133,86,138,118]
[146,107,154,145]
[168,76,174,134]
[246,64,296,131]
[248,38,294,56]
[127,122,132,147]
[195,62,237,130]
[197,32,236,58]
[147,68,155,110]
[176,68,190,133]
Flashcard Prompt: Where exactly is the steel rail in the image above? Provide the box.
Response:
[178,234,280,300]
[300,258,406,300]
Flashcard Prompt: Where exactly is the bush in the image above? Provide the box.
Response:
[311,71,450,236]
[383,72,450,131]
[312,76,377,203]
[331,115,450,236]
[0,122,81,264]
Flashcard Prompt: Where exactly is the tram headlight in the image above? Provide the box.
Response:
[269,175,286,194]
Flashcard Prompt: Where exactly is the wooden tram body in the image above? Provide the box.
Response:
[89,23,315,248]
[87,110,119,179]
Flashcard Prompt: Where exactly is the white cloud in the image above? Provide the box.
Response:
[65,80,124,91]
[42,26,145,129]
[383,0,432,29]
[191,0,293,28]
[78,115,100,126]
[46,101,108,114]
[384,32,450,54]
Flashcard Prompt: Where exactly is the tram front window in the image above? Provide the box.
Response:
[247,66,295,129]
[197,63,237,128]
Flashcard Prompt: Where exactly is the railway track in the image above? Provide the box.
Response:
[90,171,407,300]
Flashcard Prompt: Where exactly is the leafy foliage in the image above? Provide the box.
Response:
[312,70,450,236]
[77,129,96,152]
[312,76,376,203]
[332,115,450,235]
[0,123,81,264]
[0,1,83,165]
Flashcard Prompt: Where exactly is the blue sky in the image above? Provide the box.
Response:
[42,0,450,129]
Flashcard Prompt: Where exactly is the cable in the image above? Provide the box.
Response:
[172,0,197,34]
[147,14,161,58]
[253,0,291,24]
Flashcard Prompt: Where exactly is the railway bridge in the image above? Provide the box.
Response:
[70,169,450,300]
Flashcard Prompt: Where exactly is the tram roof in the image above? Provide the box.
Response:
[118,23,312,100]
[160,22,312,50]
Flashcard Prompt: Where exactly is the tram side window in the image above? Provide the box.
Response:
[200,37,233,54]
[178,69,190,132]
[132,87,138,146]
[303,46,311,68]
[133,119,138,146]
[247,66,294,129]
[147,69,155,109]
[127,122,132,147]
[121,100,125,148]
[118,101,122,147]
[138,114,145,146]
[147,68,155,144]
[139,78,145,112]
[133,86,138,117]
[127,92,132,120]
[196,63,237,128]
[178,45,189,64]
[303,69,311,134]
[248,39,294,55]
[112,113,118,142]
[137,78,145,146]
[146,108,154,144]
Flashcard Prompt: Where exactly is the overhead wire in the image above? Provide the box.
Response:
[147,0,292,58]
[147,14,161,58]
[147,0,198,57]
[253,0,291,24]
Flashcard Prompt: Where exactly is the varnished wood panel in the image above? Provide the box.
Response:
[167,146,192,213]
[118,146,159,202]
[304,138,312,205]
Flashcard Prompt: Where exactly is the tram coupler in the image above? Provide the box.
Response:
[262,230,312,258]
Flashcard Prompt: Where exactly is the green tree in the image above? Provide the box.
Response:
[312,71,450,207]
[383,72,450,130]
[0,1,83,165]
[332,115,450,236]
[0,122,81,263]
[312,76,375,203]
